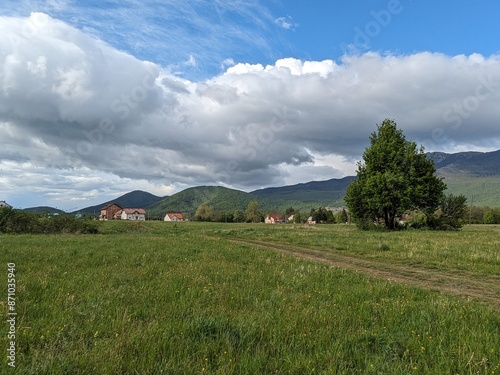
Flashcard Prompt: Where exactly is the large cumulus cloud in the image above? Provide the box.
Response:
[1,13,500,205]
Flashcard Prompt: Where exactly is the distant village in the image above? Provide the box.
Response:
[0,201,352,224]
[1,199,349,225]
[99,202,348,224]
[99,203,186,222]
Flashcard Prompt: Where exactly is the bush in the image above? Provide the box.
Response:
[406,211,428,229]
[0,208,41,233]
[433,194,468,230]
[0,207,99,234]
[353,218,390,231]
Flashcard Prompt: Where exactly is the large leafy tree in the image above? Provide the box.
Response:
[345,119,446,230]
[245,201,261,223]
[194,203,213,221]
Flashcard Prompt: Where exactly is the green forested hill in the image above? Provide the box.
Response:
[250,176,354,211]
[78,190,164,215]
[427,149,500,176]
[428,149,500,206]
[439,175,500,207]
[147,186,273,218]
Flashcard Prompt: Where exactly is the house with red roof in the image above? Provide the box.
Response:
[265,214,283,224]
[164,213,184,222]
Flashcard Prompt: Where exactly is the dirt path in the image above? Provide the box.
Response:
[228,238,500,310]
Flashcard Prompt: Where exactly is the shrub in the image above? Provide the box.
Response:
[432,194,468,230]
[406,211,428,229]
[0,207,99,234]
[0,208,41,233]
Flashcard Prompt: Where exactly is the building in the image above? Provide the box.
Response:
[0,201,12,209]
[164,213,184,222]
[265,214,283,224]
[120,208,146,221]
[99,203,123,220]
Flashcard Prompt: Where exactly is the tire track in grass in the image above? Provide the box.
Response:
[227,238,500,310]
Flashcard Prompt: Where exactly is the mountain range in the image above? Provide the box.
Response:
[22,149,500,216]
[427,149,500,176]
[426,149,500,207]
[75,190,164,216]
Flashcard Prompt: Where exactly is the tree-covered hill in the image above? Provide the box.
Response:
[251,176,354,211]
[147,186,272,218]
[427,149,500,176]
[78,190,164,215]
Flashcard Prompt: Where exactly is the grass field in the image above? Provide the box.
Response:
[1,222,499,374]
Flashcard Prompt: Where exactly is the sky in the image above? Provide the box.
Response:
[1,0,500,210]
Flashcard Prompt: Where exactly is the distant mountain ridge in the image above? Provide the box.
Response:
[424,150,500,206]
[427,149,500,176]
[70,149,500,216]
[251,176,355,210]
[78,190,164,215]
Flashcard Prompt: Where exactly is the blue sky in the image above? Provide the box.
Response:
[1,1,500,209]
[4,0,500,79]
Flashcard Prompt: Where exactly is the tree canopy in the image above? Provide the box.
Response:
[345,119,447,230]
[194,203,213,221]
[245,201,261,223]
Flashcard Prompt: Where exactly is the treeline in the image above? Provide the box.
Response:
[307,207,348,224]
[188,200,500,227]
[0,207,100,234]
[189,201,350,224]
[467,206,500,224]
[191,202,263,223]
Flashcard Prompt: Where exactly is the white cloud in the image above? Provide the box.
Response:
[1,1,277,79]
[220,58,235,70]
[274,16,298,30]
[274,58,336,78]
[0,164,176,210]
[1,14,500,208]
[184,54,198,68]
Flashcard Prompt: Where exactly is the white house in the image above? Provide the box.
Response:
[120,208,146,221]
[164,213,184,222]
[0,201,11,209]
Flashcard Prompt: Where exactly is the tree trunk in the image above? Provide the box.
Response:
[384,211,395,230]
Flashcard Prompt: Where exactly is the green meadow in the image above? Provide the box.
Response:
[1,222,499,374]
